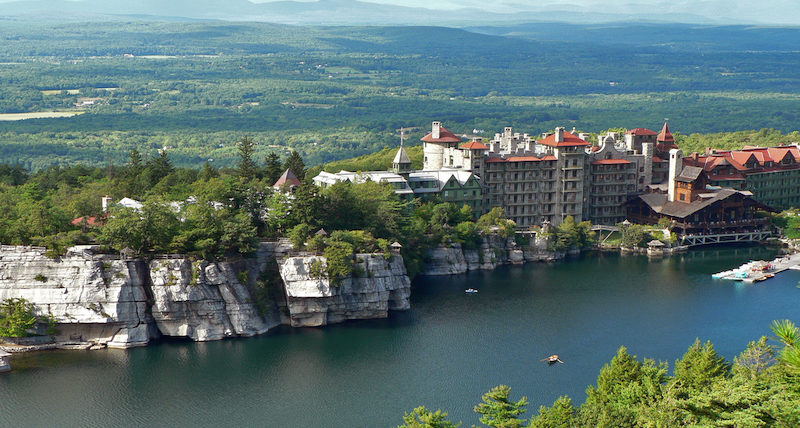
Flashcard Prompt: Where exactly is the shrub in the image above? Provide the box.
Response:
[0,298,38,337]
[34,274,48,282]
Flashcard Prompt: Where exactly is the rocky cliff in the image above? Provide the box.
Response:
[421,232,560,276]
[0,245,153,348]
[0,240,412,348]
[279,253,411,327]
[0,243,288,348]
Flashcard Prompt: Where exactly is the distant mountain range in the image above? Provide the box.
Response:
[0,0,766,26]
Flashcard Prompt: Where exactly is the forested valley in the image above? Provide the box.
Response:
[1,21,800,170]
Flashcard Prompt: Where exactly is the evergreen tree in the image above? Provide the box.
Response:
[473,385,528,428]
[399,406,461,428]
[200,161,219,181]
[264,152,283,185]
[237,136,258,181]
[674,339,731,391]
[283,150,306,181]
[529,396,576,428]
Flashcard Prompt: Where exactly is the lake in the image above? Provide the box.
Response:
[2,246,799,427]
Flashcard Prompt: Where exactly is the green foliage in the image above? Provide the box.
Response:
[288,223,312,250]
[402,320,800,428]
[617,221,655,248]
[236,270,249,285]
[551,216,594,252]
[454,221,480,249]
[309,259,327,279]
[237,135,258,181]
[34,274,47,282]
[771,319,800,373]
[579,346,668,427]
[674,338,731,392]
[283,150,307,181]
[473,385,528,428]
[323,240,354,286]
[529,396,576,428]
[476,207,516,238]
[0,298,39,337]
[398,406,461,428]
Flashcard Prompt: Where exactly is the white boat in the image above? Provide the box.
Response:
[465,288,478,294]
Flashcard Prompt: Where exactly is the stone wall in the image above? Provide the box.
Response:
[279,253,411,327]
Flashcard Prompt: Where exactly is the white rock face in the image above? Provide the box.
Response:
[420,233,560,275]
[0,243,284,346]
[149,258,275,342]
[0,245,152,348]
[280,254,411,327]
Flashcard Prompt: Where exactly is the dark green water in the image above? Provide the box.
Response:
[2,247,800,427]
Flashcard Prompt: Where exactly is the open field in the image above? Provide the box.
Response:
[0,111,85,121]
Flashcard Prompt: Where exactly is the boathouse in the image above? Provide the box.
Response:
[627,149,774,246]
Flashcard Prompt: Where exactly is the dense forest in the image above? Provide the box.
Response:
[1,22,799,170]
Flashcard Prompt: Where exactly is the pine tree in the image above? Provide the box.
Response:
[283,150,306,181]
[237,136,258,181]
[473,385,528,428]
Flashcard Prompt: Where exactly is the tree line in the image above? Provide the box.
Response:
[399,320,800,427]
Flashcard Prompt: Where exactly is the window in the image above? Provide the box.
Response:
[679,193,686,201]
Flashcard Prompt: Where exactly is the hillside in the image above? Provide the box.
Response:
[0,22,799,169]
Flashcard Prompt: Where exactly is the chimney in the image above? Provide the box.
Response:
[668,149,683,202]
[504,127,512,137]
[432,121,441,140]
[555,127,565,143]
[102,195,112,213]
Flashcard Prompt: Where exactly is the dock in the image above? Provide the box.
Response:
[712,252,800,283]
[0,350,10,373]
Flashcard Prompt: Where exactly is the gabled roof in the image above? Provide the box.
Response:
[627,128,657,136]
[421,126,463,143]
[393,146,411,164]
[638,188,758,219]
[730,151,757,168]
[274,168,302,188]
[461,141,489,150]
[538,131,590,147]
[676,166,705,183]
[657,122,674,142]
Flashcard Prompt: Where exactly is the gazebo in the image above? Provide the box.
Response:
[647,239,666,256]
[390,241,403,253]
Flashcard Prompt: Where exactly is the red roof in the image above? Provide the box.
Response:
[627,128,657,136]
[540,155,558,161]
[421,126,463,143]
[274,169,302,188]
[591,159,632,165]
[486,158,507,163]
[652,156,664,163]
[460,141,489,150]
[71,215,105,227]
[507,156,541,162]
[538,131,590,147]
[657,122,674,142]
[590,145,601,152]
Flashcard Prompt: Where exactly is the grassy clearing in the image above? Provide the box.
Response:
[0,111,85,121]
[41,89,80,95]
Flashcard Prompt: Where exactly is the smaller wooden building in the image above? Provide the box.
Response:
[627,149,773,245]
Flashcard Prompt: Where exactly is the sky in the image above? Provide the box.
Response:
[0,0,798,24]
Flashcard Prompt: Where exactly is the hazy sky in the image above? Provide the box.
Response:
[1,0,798,24]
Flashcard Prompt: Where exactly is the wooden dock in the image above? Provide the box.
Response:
[712,252,800,283]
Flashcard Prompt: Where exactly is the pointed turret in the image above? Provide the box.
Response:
[393,129,413,175]
[657,121,674,143]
